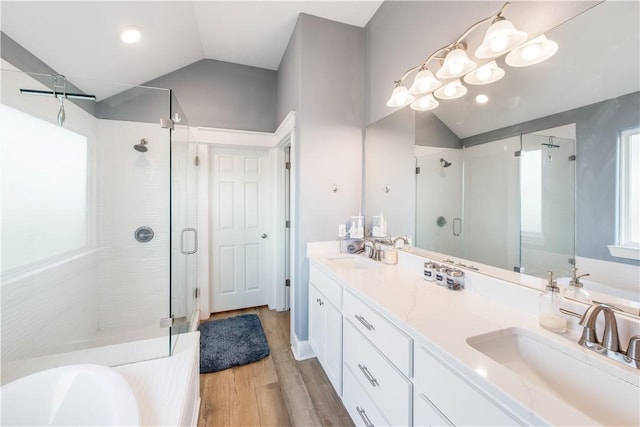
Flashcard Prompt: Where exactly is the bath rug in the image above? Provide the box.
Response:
[199,313,270,373]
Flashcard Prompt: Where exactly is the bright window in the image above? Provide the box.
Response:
[1,104,88,272]
[618,127,640,249]
[521,149,542,234]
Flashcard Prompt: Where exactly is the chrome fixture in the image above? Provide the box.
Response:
[20,74,96,127]
[133,138,149,152]
[565,267,591,301]
[440,158,452,168]
[561,303,640,369]
[361,237,378,260]
[386,2,558,111]
[392,236,409,247]
[542,137,560,161]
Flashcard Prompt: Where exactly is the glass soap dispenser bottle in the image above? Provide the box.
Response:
[539,271,567,333]
[564,267,591,303]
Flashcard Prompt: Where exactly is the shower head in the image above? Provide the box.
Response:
[133,138,148,152]
[440,158,452,168]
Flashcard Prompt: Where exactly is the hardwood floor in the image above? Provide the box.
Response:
[198,306,354,427]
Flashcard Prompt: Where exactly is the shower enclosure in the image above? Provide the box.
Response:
[415,129,576,280]
[1,67,198,382]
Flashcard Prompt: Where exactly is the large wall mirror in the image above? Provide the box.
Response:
[365,1,639,305]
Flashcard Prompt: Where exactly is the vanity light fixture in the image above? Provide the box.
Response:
[506,34,558,67]
[464,60,505,85]
[120,26,142,44]
[436,44,477,79]
[410,93,439,111]
[386,82,415,107]
[387,2,558,112]
[409,68,442,95]
[475,17,528,58]
[434,79,467,100]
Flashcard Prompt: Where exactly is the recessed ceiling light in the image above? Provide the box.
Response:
[475,94,489,104]
[120,26,141,44]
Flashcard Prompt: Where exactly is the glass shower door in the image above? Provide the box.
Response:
[518,132,576,278]
[170,130,199,343]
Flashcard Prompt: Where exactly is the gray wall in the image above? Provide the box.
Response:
[278,14,365,342]
[143,59,277,132]
[415,111,461,148]
[461,91,640,267]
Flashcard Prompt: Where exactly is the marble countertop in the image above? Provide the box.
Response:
[308,247,640,426]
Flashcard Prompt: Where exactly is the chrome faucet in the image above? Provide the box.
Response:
[562,302,640,369]
[391,236,409,247]
[578,303,620,352]
[360,237,377,260]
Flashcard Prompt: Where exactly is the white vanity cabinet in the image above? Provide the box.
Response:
[413,345,524,426]
[342,289,413,426]
[308,263,343,395]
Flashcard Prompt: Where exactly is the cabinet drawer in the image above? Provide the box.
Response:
[343,364,390,427]
[309,263,342,308]
[343,290,412,376]
[414,346,523,426]
[344,321,412,426]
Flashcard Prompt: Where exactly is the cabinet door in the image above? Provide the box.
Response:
[308,283,323,357]
[414,391,453,427]
[323,299,343,395]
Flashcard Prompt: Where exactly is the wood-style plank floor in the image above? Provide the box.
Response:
[198,306,354,427]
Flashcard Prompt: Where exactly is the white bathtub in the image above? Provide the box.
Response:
[1,364,140,426]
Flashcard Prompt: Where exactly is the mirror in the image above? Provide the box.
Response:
[365,1,640,305]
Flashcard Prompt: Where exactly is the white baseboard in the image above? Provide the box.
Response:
[191,397,201,427]
[290,333,315,361]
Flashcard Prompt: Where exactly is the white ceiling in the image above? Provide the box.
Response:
[0,1,383,99]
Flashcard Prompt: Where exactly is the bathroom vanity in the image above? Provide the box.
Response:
[307,242,640,426]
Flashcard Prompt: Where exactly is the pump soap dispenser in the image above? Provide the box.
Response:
[564,267,591,303]
[539,271,567,333]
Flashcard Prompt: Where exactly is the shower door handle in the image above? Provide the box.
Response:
[181,228,198,255]
[452,217,462,236]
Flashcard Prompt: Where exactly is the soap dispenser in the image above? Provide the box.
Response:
[539,271,567,333]
[564,267,591,303]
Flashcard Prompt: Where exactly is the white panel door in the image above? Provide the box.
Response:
[210,147,271,312]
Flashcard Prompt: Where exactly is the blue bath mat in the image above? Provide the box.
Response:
[199,314,270,373]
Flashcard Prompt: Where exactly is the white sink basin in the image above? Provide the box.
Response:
[1,364,140,426]
[326,255,377,270]
[467,327,640,426]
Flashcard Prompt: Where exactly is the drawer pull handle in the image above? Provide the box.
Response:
[418,393,454,426]
[356,406,374,427]
[355,314,375,331]
[358,363,379,387]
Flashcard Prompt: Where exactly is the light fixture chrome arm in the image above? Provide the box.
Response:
[395,2,511,85]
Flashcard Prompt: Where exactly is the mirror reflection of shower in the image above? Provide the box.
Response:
[19,74,96,127]
[541,137,560,161]
[134,138,149,152]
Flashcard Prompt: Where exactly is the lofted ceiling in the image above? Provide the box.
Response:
[0,1,383,100]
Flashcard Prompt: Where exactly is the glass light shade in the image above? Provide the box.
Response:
[463,60,505,85]
[506,34,558,67]
[409,69,442,95]
[410,94,439,111]
[436,48,477,79]
[386,85,415,107]
[434,79,467,100]
[475,19,528,58]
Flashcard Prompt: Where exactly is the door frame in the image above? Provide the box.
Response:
[189,112,296,317]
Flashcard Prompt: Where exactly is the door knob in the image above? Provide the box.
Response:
[261,233,268,239]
